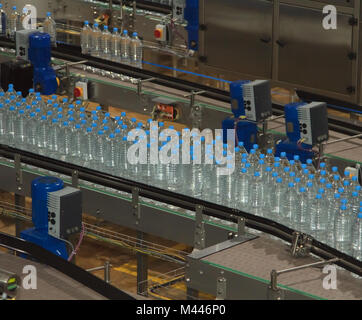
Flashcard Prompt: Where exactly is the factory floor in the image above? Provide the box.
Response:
[0,191,212,300]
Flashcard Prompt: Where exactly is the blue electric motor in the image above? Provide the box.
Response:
[21,177,68,259]
[28,32,58,95]
[275,102,315,162]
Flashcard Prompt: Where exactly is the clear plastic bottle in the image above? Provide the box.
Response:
[82,127,95,164]
[294,187,310,233]
[49,118,61,156]
[326,193,341,247]
[249,172,264,217]
[6,105,17,145]
[105,133,118,173]
[26,112,37,151]
[43,12,57,46]
[91,23,102,57]
[130,32,143,68]
[0,4,6,36]
[111,27,121,62]
[19,8,29,31]
[282,182,299,228]
[80,21,92,54]
[270,177,284,222]
[334,205,353,255]
[14,109,27,147]
[0,103,6,143]
[8,6,19,39]
[279,152,289,168]
[120,30,131,64]
[94,130,106,170]
[101,25,112,59]
[351,210,362,266]
[310,193,328,243]
[235,167,250,210]
[36,115,49,153]
[306,158,316,174]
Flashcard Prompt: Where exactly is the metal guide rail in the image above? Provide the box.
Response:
[0,144,360,277]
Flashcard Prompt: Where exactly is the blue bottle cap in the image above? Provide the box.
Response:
[320,178,326,184]
[281,152,286,157]
[123,30,128,35]
[307,182,313,188]
[320,162,326,168]
[288,182,294,188]
[340,205,347,211]
[84,21,89,25]
[81,119,87,125]
[344,170,350,176]
[75,124,81,129]
[320,170,326,175]
[289,172,295,177]
[352,192,358,197]
[338,187,344,193]
[276,178,282,183]
[92,123,97,128]
[303,169,309,175]
[294,155,300,161]
[109,133,115,139]
[30,112,35,117]
[133,32,138,37]
[259,154,265,159]
[253,144,259,149]
[41,115,47,120]
[274,162,280,167]
[254,172,260,177]
[332,166,338,172]
[113,27,118,32]
[326,183,333,189]
[98,130,104,135]
[258,159,265,165]
[266,167,272,172]
[121,112,126,116]
[334,193,340,199]
[289,160,295,165]
[94,23,99,28]
[272,172,278,177]
[316,194,322,199]
[104,25,108,30]
[245,163,251,169]
[238,142,244,147]
[355,186,361,191]
[115,128,121,134]
[300,187,306,193]
[9,106,15,111]
[267,148,273,154]
[86,127,92,133]
[334,175,340,181]
[241,168,247,174]
[343,180,350,186]
[47,12,51,17]
[352,176,358,182]
[358,213,362,219]
[308,174,314,179]
[295,177,301,183]
[18,109,25,114]
[318,188,325,194]
[306,159,312,164]
[250,149,256,154]
[12,6,17,10]
[341,198,348,204]
[284,167,290,172]
[63,121,69,126]
[52,118,58,123]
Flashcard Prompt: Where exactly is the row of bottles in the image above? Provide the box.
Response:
[0,87,360,264]
[0,5,57,45]
[81,21,143,68]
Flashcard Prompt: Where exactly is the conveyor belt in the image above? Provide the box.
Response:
[188,236,362,300]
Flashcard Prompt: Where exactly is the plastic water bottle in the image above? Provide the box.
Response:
[101,25,112,59]
[19,8,28,31]
[121,30,131,64]
[80,21,92,54]
[43,12,57,46]
[0,103,6,143]
[351,210,362,266]
[26,112,37,151]
[306,158,315,174]
[81,127,95,163]
[13,109,27,147]
[94,130,106,170]
[282,182,299,228]
[0,4,6,36]
[249,172,264,216]
[265,148,274,166]
[36,115,48,153]
[6,105,17,145]
[294,187,310,233]
[91,23,102,56]
[235,167,249,209]
[334,205,353,255]
[104,133,118,173]
[130,32,143,68]
[326,193,341,247]
[310,194,328,243]
[350,192,361,220]
[49,118,61,155]
[8,6,19,39]
[111,27,121,62]
[270,177,284,222]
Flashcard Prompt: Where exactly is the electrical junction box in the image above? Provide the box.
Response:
[16,29,38,61]
[47,186,82,239]
[173,0,186,22]
[154,24,167,42]
[243,80,272,122]
[74,81,88,100]
[297,102,329,145]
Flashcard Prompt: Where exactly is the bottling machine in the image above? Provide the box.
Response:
[0,0,360,300]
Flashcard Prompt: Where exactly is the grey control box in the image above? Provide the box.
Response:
[47,187,82,239]
[243,80,272,122]
[297,102,329,145]
[15,29,37,61]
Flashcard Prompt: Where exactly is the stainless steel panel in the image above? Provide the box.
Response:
[202,0,274,78]
[278,4,354,95]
